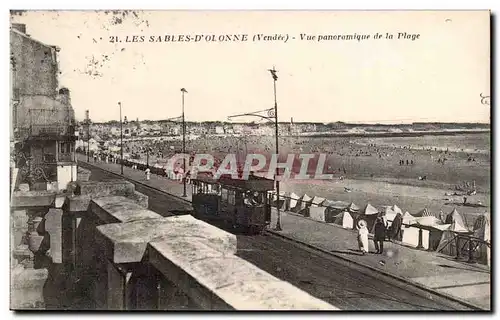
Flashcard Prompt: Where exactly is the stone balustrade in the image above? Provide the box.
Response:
[11,175,337,310]
[92,196,336,310]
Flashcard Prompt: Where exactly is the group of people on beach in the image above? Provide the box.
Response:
[356,213,404,255]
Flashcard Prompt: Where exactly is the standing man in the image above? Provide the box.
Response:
[145,167,151,181]
[373,217,386,254]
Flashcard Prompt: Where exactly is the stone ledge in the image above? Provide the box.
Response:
[149,239,337,310]
[78,180,136,198]
[128,191,149,209]
[63,195,92,213]
[96,215,237,264]
[11,191,56,209]
[90,196,161,224]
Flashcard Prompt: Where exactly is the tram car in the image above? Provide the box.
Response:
[191,173,275,234]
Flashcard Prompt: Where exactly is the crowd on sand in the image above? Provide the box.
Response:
[98,135,486,174]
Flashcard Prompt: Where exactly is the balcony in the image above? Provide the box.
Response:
[16,125,77,141]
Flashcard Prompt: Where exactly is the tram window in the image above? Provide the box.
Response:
[228,190,235,205]
[221,188,228,201]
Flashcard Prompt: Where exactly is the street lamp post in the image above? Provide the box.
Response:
[181,88,188,197]
[269,66,282,231]
[226,67,282,231]
[119,102,124,175]
[85,110,90,162]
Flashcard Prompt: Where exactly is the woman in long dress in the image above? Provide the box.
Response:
[357,220,369,254]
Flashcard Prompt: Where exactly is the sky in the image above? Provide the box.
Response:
[11,10,491,124]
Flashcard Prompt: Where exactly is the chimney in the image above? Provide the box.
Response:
[11,23,26,34]
[58,87,71,106]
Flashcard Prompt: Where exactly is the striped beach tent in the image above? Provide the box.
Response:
[348,202,360,213]
[414,208,433,217]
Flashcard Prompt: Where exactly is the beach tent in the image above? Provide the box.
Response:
[359,203,379,231]
[272,191,287,209]
[402,227,430,249]
[322,200,350,217]
[414,208,434,218]
[323,200,349,211]
[309,206,327,222]
[445,208,469,232]
[319,200,348,222]
[436,208,472,255]
[392,205,403,215]
[473,213,491,241]
[348,202,360,214]
[311,196,326,207]
[414,215,444,227]
[363,203,379,215]
[382,206,398,227]
[333,211,354,229]
[473,213,491,266]
[294,194,312,216]
[288,192,300,211]
[410,217,451,251]
[402,211,417,225]
[279,191,292,211]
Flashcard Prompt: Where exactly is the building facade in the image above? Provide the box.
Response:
[11,24,77,191]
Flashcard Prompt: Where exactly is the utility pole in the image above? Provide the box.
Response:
[269,66,282,231]
[119,102,123,175]
[181,88,188,197]
[86,110,90,162]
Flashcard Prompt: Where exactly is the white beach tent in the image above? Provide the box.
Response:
[392,205,403,215]
[436,219,471,257]
[363,203,379,215]
[402,211,417,225]
[333,211,354,229]
[402,227,430,249]
[414,215,444,228]
[311,196,326,207]
[383,206,398,227]
[445,208,469,232]
[298,194,313,211]
[309,206,327,222]
[410,217,450,251]
[288,192,300,211]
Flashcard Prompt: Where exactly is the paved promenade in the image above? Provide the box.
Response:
[78,155,491,310]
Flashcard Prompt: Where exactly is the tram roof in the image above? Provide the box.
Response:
[192,173,275,192]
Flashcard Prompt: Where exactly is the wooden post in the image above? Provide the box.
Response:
[455,234,461,259]
[416,228,424,249]
[467,237,476,264]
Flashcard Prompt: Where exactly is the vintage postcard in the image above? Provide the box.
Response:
[9,10,490,311]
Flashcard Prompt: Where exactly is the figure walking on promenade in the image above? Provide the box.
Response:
[145,167,151,181]
[373,217,386,254]
[357,220,369,255]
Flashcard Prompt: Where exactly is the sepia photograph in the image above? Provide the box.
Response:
[9,9,491,311]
